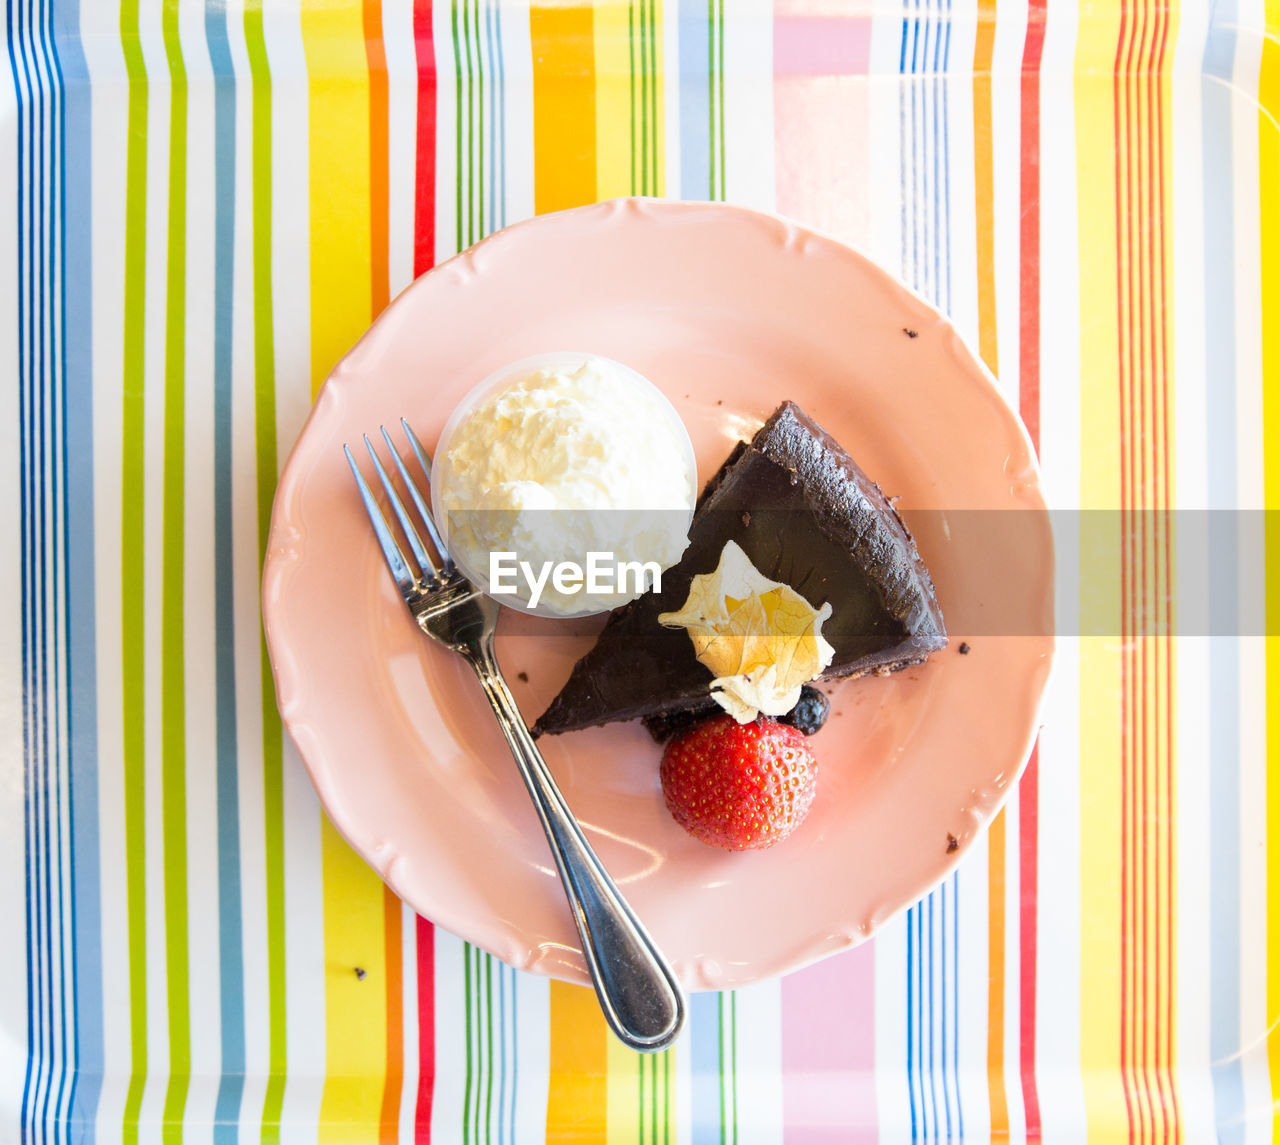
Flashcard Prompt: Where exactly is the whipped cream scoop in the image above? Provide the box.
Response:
[432,353,697,617]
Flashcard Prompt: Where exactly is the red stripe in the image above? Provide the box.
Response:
[411,4,437,1138]
[413,0,437,278]
[1112,0,1138,1139]
[414,915,436,1141]
[1017,0,1045,1137]
[1146,1,1179,1137]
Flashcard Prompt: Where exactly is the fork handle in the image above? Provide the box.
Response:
[466,645,687,1053]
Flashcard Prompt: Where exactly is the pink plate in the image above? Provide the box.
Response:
[262,198,1053,992]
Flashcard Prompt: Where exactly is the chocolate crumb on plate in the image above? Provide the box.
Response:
[946,833,959,853]
[958,642,971,655]
[903,327,919,338]
[517,671,529,682]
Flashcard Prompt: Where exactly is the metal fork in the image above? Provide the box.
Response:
[345,419,686,1053]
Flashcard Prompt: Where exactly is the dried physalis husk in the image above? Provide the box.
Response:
[658,540,835,722]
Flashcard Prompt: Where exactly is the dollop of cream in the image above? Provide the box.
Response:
[658,541,836,722]
[435,356,696,615]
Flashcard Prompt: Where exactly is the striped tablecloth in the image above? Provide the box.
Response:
[5,0,1278,1140]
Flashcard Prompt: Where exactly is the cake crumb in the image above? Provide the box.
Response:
[958,642,971,655]
[517,671,529,682]
[946,834,959,853]
[903,327,919,338]
[354,967,368,981]
[717,399,724,405]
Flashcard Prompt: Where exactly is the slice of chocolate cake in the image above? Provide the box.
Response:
[532,401,947,736]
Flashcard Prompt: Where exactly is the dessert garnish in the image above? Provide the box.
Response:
[778,684,830,736]
[533,401,947,736]
[657,540,835,723]
[659,715,817,851]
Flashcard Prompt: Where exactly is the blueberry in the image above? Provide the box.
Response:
[780,684,830,736]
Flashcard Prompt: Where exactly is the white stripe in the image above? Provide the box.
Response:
[721,0,775,212]
[498,0,535,228]
[177,3,225,1140]
[433,0,459,263]
[1000,794,1027,1143]
[223,0,270,1131]
[138,0,174,1132]
[384,0,418,298]
[1035,0,1088,1140]
[873,919,912,1145]
[430,931,468,1142]
[278,734,326,1143]
[396,905,421,1143]
[82,0,135,1132]
[1230,3,1271,1138]
[988,0,1027,414]
[735,981,785,1145]
[259,0,328,1137]
[0,22,28,1127]
[661,0,681,203]
[1169,9,1219,1145]
[510,969,549,1145]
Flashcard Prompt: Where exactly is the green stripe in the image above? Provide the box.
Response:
[463,0,474,244]
[716,0,725,200]
[484,952,495,1144]
[463,945,474,1145]
[663,1045,671,1145]
[472,0,484,239]
[159,0,191,1136]
[648,0,658,194]
[451,1,463,252]
[717,995,727,1145]
[118,0,148,1139]
[706,0,716,199]
[629,1,637,195]
[243,4,287,1137]
[729,992,738,1145]
[640,1,650,195]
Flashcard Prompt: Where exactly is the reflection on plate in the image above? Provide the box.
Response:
[261,198,1053,991]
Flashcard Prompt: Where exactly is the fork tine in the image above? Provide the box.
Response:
[379,424,449,570]
[362,434,439,581]
[344,444,417,596]
[399,418,453,570]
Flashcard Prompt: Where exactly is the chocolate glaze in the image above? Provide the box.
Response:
[532,401,948,736]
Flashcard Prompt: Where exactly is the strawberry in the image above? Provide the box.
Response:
[659,715,818,851]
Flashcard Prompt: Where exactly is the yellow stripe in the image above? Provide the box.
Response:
[299,1,385,1136]
[593,1,663,199]
[302,0,374,394]
[1074,2,1129,1135]
[546,982,609,1141]
[605,1016,643,1142]
[1260,0,1280,1130]
[531,4,597,213]
[594,1,632,199]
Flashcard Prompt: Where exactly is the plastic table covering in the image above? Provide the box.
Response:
[4,0,1278,1141]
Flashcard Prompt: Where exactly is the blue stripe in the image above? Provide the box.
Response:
[1202,3,1246,1140]
[688,991,720,1142]
[205,0,247,1139]
[56,0,104,1128]
[678,0,710,200]
[9,3,37,1138]
[41,0,77,1131]
[898,3,962,1137]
